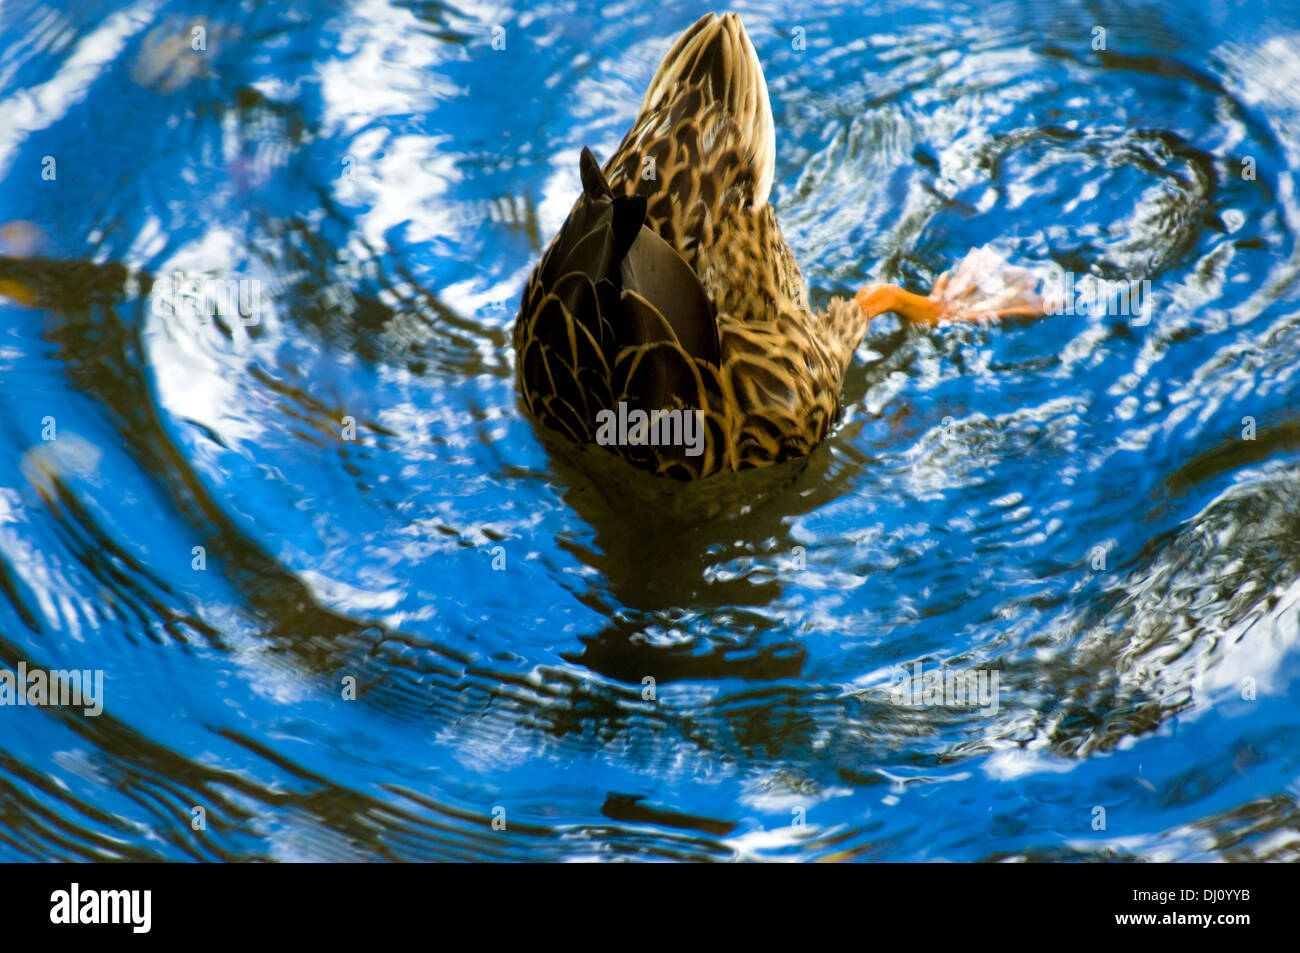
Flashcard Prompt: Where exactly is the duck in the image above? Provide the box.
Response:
[514,11,1043,481]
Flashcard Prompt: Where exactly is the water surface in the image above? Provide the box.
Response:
[2,0,1300,861]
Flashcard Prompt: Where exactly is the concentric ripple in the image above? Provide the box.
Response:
[0,0,1299,861]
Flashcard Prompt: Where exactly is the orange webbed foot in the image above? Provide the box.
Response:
[855,247,1048,326]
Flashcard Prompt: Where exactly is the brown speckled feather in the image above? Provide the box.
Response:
[514,11,868,480]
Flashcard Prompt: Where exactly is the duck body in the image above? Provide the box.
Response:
[514,12,1044,481]
[515,13,864,481]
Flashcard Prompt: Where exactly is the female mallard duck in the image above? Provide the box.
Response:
[514,12,1043,481]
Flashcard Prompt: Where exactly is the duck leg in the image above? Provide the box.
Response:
[854,246,1047,325]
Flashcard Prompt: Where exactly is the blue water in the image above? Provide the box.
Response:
[1,0,1299,861]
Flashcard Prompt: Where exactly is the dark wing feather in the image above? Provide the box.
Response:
[515,147,719,447]
[619,225,718,365]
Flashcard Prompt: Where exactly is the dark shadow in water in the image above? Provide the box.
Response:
[529,421,846,684]
[601,792,737,836]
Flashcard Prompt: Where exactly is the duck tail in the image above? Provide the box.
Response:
[636,12,776,206]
